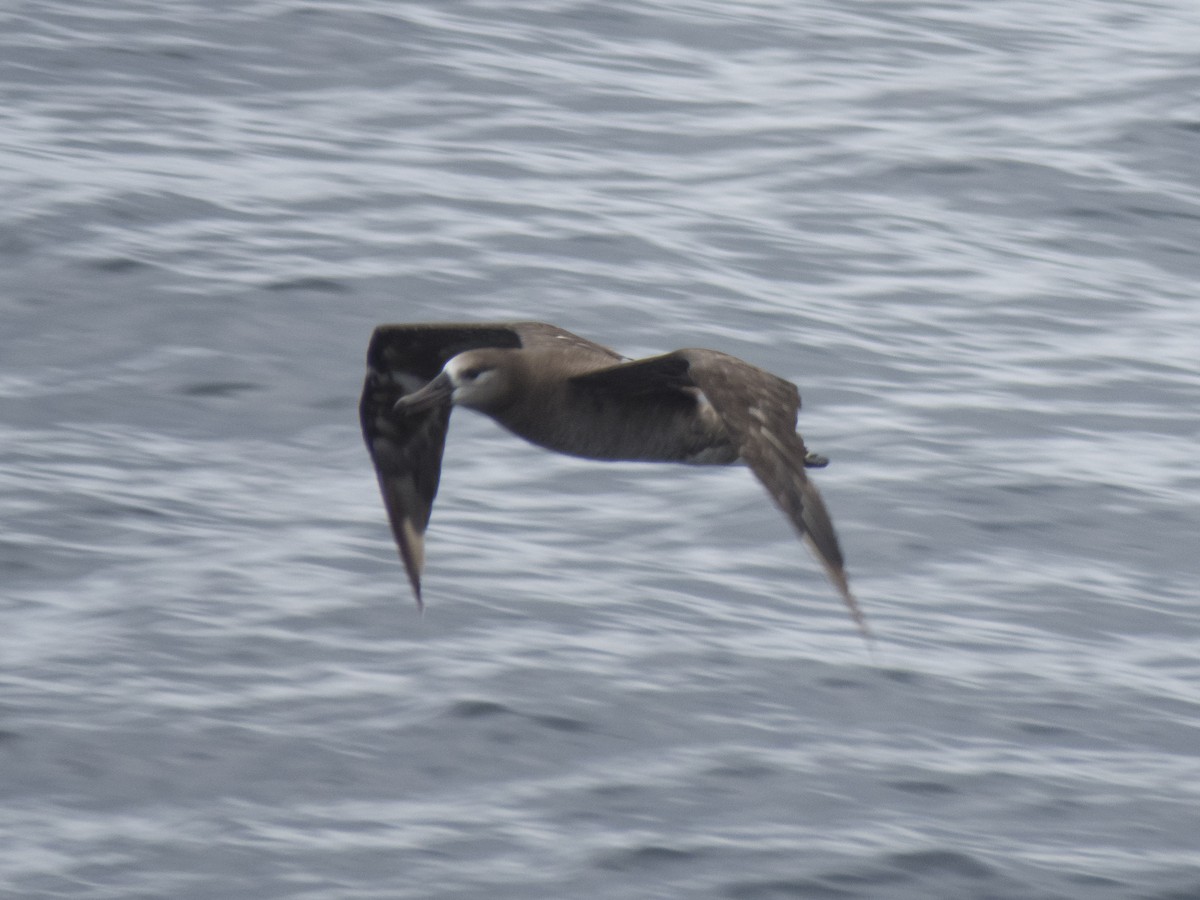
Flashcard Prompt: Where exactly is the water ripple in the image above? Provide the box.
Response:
[4,1,1200,898]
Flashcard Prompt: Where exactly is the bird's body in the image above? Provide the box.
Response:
[360,321,866,634]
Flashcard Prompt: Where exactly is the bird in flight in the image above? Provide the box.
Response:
[359,321,867,636]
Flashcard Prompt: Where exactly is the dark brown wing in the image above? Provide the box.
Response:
[360,322,572,605]
[359,373,447,609]
[685,349,867,637]
[567,351,694,395]
[609,349,868,637]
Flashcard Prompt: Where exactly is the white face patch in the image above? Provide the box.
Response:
[444,356,467,379]
[445,355,487,384]
[443,355,503,410]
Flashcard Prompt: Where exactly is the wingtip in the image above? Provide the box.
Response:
[830,564,874,649]
[835,574,874,648]
[398,517,427,613]
[803,532,873,647]
[404,566,425,613]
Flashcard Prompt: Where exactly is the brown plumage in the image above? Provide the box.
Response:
[359,321,867,636]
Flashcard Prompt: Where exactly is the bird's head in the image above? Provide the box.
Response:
[393,349,511,414]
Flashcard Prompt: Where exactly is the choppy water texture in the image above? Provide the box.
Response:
[3,1,1200,898]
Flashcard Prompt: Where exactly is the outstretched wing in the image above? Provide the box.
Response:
[567,351,694,395]
[682,349,868,637]
[578,348,866,635]
[359,323,527,606]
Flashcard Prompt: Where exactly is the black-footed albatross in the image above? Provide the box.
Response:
[359,322,867,636]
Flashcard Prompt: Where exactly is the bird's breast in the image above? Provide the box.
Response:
[486,388,736,465]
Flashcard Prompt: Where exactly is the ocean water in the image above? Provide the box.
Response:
[3,1,1200,898]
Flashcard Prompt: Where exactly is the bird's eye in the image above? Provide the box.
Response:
[461,367,483,381]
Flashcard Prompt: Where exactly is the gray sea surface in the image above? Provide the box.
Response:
[3,1,1200,898]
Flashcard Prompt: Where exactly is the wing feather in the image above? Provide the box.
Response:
[360,323,538,605]
[361,325,865,634]
[567,351,693,395]
[681,350,869,638]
